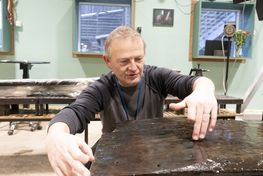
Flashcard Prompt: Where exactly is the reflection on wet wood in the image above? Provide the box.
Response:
[90,118,263,175]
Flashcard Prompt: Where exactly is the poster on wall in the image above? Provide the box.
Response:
[153,8,174,27]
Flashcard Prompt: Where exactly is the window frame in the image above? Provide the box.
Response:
[0,0,14,56]
[73,0,135,58]
[189,0,255,63]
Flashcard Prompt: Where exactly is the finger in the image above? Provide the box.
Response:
[48,153,73,176]
[69,144,92,164]
[209,105,218,132]
[71,160,91,176]
[187,102,196,122]
[199,112,210,139]
[169,100,186,111]
[57,156,75,176]
[64,152,90,176]
[67,137,93,164]
[53,167,64,176]
[192,105,203,140]
[77,139,95,161]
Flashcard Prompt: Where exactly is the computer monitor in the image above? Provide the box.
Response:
[256,0,263,21]
[204,40,231,56]
[233,0,250,4]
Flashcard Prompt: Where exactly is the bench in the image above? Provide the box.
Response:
[164,95,243,117]
[0,78,97,114]
[0,78,97,138]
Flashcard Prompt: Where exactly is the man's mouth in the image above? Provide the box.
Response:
[126,73,139,79]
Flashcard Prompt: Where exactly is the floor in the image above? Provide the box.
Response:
[0,121,102,176]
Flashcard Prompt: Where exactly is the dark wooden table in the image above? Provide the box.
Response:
[90,118,263,175]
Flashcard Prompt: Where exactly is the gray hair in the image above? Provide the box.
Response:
[104,26,146,57]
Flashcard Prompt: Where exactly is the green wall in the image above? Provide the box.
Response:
[0,0,263,110]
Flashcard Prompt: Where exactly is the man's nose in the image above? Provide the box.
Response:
[128,60,137,71]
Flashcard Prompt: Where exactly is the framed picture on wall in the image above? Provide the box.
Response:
[153,8,174,27]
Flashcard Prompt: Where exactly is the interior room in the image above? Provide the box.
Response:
[0,0,263,175]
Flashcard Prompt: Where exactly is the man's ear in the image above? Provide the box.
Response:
[103,55,112,69]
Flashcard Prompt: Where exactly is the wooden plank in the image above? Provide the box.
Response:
[0,114,55,121]
[90,118,263,175]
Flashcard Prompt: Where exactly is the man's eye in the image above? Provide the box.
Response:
[120,60,128,64]
[135,57,143,62]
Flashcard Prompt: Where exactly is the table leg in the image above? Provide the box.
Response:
[85,124,88,144]
[236,104,241,113]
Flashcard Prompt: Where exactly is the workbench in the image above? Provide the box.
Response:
[165,95,243,113]
[90,118,263,175]
[0,78,95,135]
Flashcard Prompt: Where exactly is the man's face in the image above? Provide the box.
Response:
[104,37,145,87]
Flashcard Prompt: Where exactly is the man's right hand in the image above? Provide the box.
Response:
[45,122,94,176]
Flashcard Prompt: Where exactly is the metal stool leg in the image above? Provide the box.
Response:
[29,121,42,131]
[8,121,16,135]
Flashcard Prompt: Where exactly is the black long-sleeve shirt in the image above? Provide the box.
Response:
[49,65,197,134]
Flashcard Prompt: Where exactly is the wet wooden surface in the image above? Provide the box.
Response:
[90,118,263,175]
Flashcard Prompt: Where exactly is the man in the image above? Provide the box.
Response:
[46,26,217,176]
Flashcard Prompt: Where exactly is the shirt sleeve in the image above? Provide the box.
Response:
[48,76,111,134]
[145,65,199,99]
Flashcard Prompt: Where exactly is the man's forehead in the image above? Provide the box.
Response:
[112,36,142,43]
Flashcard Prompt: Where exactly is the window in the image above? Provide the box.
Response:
[199,9,240,57]
[0,0,14,55]
[0,0,3,48]
[190,0,255,61]
[74,0,133,56]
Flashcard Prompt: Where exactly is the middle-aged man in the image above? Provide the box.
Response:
[46,26,218,176]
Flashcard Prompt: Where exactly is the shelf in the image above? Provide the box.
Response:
[192,56,246,63]
[72,52,103,59]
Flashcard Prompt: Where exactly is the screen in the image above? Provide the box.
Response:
[233,0,250,4]
[256,0,263,21]
[204,40,231,56]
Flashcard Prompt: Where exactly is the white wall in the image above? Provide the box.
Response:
[0,0,262,110]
